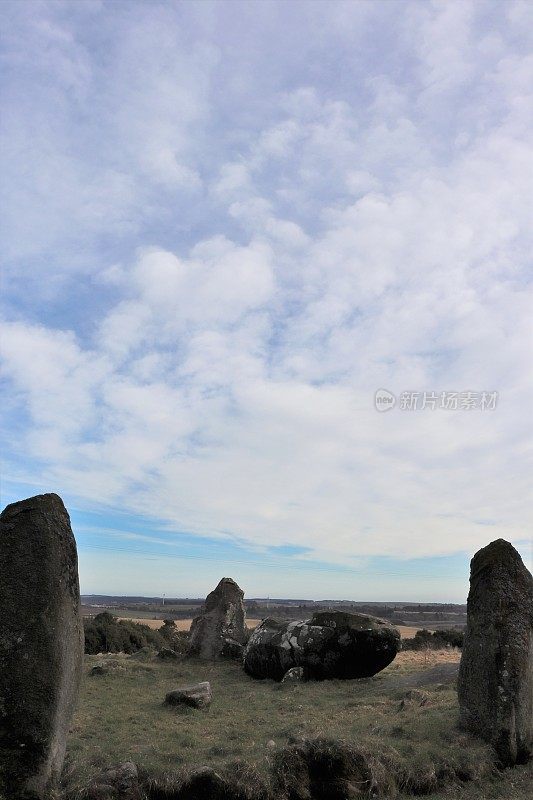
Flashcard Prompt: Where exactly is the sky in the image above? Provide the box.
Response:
[1,0,532,602]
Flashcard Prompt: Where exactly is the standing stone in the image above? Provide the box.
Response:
[0,494,84,798]
[187,577,246,660]
[458,539,533,765]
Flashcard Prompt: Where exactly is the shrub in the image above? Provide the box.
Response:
[83,612,166,654]
[158,620,190,655]
[402,629,464,651]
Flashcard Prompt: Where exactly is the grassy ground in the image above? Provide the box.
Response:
[62,647,521,798]
[425,760,533,799]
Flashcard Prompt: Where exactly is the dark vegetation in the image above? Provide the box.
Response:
[402,629,464,650]
[83,613,188,655]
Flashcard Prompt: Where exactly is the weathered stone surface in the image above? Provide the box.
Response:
[187,577,247,660]
[282,667,305,683]
[165,681,212,709]
[458,539,533,765]
[90,664,108,676]
[244,611,400,681]
[220,637,245,660]
[0,493,84,799]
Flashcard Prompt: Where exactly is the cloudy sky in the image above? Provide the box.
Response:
[1,0,531,601]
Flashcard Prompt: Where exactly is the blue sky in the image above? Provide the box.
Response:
[1,0,531,601]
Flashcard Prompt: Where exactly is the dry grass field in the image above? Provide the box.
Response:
[120,618,425,639]
[121,617,263,631]
[61,647,530,799]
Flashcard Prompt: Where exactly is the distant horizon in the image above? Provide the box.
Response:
[81,593,466,606]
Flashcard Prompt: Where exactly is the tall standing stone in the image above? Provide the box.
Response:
[0,493,84,798]
[458,539,533,765]
[187,577,246,660]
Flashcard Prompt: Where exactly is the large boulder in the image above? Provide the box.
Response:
[0,493,84,799]
[187,577,246,660]
[458,539,533,766]
[243,611,400,681]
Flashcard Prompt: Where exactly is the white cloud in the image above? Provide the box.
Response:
[1,0,532,587]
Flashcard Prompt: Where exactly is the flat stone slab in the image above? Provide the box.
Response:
[165,681,212,709]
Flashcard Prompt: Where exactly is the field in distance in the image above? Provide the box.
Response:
[82,596,467,635]
[120,617,263,631]
[118,617,427,639]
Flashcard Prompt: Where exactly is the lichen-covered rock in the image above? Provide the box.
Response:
[282,667,305,683]
[458,539,533,766]
[187,577,246,660]
[220,637,245,660]
[244,611,400,681]
[165,681,212,709]
[0,493,84,799]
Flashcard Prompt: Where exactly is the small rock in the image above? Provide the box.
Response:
[157,647,178,660]
[281,667,305,683]
[90,664,108,676]
[165,681,212,709]
[398,689,429,710]
[266,739,277,749]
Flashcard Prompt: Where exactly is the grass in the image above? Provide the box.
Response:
[62,649,519,798]
[424,759,533,799]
